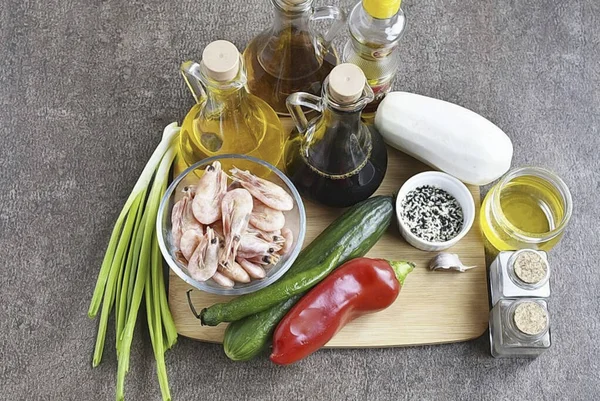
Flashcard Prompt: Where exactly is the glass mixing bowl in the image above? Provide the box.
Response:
[157,154,306,295]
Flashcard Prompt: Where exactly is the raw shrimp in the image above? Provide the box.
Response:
[221,188,253,264]
[180,228,204,261]
[237,258,266,280]
[211,271,235,288]
[171,187,202,248]
[246,254,278,267]
[192,161,227,225]
[187,227,219,282]
[250,199,285,231]
[237,233,282,260]
[230,167,294,211]
[280,227,294,255]
[247,226,283,244]
[171,197,186,248]
[218,250,251,283]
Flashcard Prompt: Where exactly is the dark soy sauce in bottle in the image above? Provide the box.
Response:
[284,63,387,208]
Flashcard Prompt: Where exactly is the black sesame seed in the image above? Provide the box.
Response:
[399,185,464,242]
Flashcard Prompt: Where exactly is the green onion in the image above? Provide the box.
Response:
[89,123,180,401]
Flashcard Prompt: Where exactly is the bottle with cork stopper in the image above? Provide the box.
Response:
[284,63,388,208]
[178,40,285,175]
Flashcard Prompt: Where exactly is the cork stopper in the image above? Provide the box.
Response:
[201,40,240,82]
[328,63,366,104]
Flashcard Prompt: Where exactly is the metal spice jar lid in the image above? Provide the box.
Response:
[508,249,550,288]
[513,301,549,336]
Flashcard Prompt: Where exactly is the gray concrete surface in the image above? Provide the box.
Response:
[1,0,599,400]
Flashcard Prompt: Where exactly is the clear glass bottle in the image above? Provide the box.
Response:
[490,299,551,358]
[489,250,551,306]
[284,63,388,207]
[179,40,285,175]
[342,0,406,117]
[243,0,345,116]
[480,167,573,252]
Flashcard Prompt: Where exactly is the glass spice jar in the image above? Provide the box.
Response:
[489,298,551,358]
[489,249,551,306]
[480,167,573,252]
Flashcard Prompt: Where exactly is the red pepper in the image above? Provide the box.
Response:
[270,257,414,365]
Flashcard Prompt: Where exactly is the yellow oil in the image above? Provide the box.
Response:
[243,31,338,116]
[480,175,567,251]
[177,89,285,177]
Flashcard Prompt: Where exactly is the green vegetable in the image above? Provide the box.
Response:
[201,248,344,326]
[224,297,297,361]
[222,195,394,361]
[88,123,180,401]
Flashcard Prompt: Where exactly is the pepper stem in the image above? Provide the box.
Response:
[388,261,415,286]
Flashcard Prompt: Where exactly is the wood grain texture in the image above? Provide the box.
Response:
[168,146,489,347]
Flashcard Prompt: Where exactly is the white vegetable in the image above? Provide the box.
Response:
[375,92,513,185]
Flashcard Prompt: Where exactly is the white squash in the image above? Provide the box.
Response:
[375,92,513,186]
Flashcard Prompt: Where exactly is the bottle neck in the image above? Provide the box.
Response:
[271,0,312,34]
[203,84,248,115]
[321,104,363,133]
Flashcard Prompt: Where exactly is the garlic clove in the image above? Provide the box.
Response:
[429,253,476,272]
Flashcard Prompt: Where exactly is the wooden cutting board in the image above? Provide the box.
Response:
[168,146,489,347]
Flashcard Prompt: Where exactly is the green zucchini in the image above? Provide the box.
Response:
[201,248,344,326]
[222,195,394,361]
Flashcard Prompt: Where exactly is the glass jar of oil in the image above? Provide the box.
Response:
[177,40,285,176]
[480,167,572,252]
[243,0,345,116]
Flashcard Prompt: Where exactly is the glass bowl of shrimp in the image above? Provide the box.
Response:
[157,154,306,295]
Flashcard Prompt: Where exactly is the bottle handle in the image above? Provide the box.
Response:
[310,6,346,46]
[286,92,322,133]
[180,61,206,104]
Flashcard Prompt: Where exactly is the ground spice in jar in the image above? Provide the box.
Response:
[400,185,464,242]
[513,301,548,335]
[512,250,548,284]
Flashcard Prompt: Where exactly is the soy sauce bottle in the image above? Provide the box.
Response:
[284,63,387,207]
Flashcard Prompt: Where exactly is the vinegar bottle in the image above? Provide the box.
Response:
[243,0,345,116]
[284,63,388,208]
[342,0,406,117]
[178,40,285,174]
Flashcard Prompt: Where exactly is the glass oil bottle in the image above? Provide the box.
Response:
[342,0,406,117]
[284,63,388,207]
[243,0,345,116]
[178,40,285,175]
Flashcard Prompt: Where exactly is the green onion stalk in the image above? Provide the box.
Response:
[88,123,181,401]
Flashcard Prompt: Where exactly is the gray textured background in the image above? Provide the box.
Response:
[1,0,599,400]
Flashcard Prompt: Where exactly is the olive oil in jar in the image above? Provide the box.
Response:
[480,168,573,252]
[178,40,285,176]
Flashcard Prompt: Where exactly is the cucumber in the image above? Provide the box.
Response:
[201,248,344,326]
[223,195,394,361]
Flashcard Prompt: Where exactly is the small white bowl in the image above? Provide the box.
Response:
[396,171,475,252]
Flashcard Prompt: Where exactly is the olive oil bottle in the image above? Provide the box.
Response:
[243,0,345,116]
[178,40,285,174]
[284,63,388,207]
